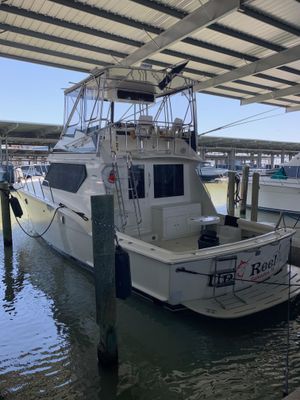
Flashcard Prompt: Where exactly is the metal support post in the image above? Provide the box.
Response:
[270,153,275,168]
[257,152,262,168]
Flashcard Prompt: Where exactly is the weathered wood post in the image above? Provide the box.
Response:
[251,172,260,222]
[227,171,235,216]
[240,165,250,218]
[0,182,12,246]
[91,194,118,366]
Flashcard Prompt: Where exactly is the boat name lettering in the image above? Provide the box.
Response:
[209,269,235,288]
[250,254,278,277]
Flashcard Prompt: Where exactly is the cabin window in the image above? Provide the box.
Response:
[154,164,184,198]
[43,163,87,193]
[128,165,145,199]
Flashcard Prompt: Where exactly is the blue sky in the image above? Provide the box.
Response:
[0,57,299,142]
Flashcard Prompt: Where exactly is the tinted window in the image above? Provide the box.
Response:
[43,163,87,193]
[128,165,145,199]
[154,164,184,198]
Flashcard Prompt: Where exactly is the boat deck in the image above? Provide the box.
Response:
[156,234,199,252]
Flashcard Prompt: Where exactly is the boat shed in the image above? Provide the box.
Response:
[1,118,298,167]
[0,120,61,162]
[198,135,300,168]
[0,120,61,146]
[0,0,300,110]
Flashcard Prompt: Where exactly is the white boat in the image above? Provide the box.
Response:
[247,153,300,214]
[14,65,300,319]
[197,162,228,182]
[15,164,49,181]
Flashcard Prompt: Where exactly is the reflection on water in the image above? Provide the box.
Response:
[204,181,228,214]
[1,188,300,399]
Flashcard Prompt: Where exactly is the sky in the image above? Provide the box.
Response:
[0,57,299,143]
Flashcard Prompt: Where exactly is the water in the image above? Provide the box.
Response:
[1,186,300,399]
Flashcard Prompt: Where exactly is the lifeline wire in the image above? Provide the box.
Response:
[198,107,281,136]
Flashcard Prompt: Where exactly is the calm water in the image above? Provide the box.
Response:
[1,183,300,399]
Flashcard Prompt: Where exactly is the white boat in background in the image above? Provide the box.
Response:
[197,162,228,182]
[15,164,49,181]
[247,153,300,214]
[14,65,300,319]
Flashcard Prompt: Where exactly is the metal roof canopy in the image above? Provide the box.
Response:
[1,120,298,156]
[0,0,300,109]
[0,121,61,145]
[199,135,300,153]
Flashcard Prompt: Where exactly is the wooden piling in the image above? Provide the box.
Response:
[227,171,235,216]
[251,172,260,222]
[0,182,12,247]
[91,194,118,367]
[240,165,250,218]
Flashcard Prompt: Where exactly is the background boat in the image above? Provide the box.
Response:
[247,152,300,214]
[197,162,228,182]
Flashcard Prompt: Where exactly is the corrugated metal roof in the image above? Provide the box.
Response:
[0,0,299,108]
[0,120,61,145]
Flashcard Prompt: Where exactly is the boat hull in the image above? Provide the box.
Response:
[15,188,300,318]
[247,178,300,214]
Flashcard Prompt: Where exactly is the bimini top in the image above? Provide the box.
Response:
[65,64,196,103]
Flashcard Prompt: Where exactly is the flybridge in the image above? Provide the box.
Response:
[60,65,198,152]
[64,65,195,100]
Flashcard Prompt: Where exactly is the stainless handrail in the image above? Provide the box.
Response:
[42,180,55,203]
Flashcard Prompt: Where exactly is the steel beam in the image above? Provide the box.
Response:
[120,0,240,66]
[286,105,300,113]
[48,0,260,65]
[0,38,111,67]
[4,34,296,105]
[1,2,299,104]
[131,0,300,54]
[241,83,300,105]
[49,0,162,35]
[0,40,213,81]
[0,2,259,66]
[194,44,300,92]
[0,4,142,47]
[0,22,127,59]
[0,5,241,72]
[130,0,186,19]
[1,4,299,91]
[1,21,294,93]
[0,50,90,73]
[239,5,300,36]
